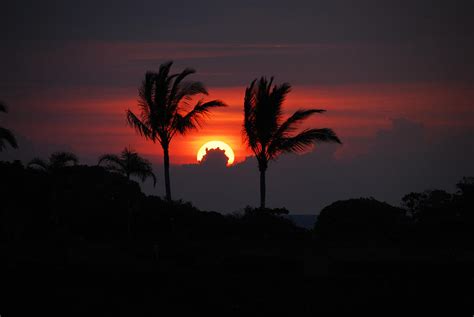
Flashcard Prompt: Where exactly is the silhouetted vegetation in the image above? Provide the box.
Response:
[126,61,227,200]
[314,198,410,247]
[242,77,341,208]
[0,101,18,151]
[1,158,473,313]
[0,71,471,314]
[28,151,79,171]
[98,147,156,186]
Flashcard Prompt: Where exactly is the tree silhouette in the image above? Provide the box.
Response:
[243,77,341,208]
[126,61,226,201]
[28,151,78,171]
[0,102,18,151]
[98,147,157,186]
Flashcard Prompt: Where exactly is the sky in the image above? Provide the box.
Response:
[1,0,473,213]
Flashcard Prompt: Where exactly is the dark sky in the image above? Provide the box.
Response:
[1,0,473,213]
[3,1,474,43]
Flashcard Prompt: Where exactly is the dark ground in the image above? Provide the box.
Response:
[1,161,473,315]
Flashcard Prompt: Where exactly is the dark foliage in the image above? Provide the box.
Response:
[1,160,473,314]
[314,198,410,247]
[401,183,474,246]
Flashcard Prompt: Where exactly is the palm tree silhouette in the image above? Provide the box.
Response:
[243,77,341,208]
[0,102,18,151]
[28,151,79,171]
[126,61,226,201]
[98,147,157,186]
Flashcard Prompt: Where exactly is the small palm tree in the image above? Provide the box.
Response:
[0,102,18,151]
[98,147,157,186]
[28,151,78,171]
[126,61,226,200]
[243,77,341,208]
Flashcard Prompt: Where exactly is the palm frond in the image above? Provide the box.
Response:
[153,62,173,109]
[254,78,291,147]
[243,79,258,150]
[280,108,325,132]
[274,128,341,157]
[126,110,154,141]
[101,147,157,186]
[98,154,124,168]
[0,127,18,150]
[168,67,198,104]
[268,82,291,122]
[120,146,138,159]
[149,172,157,187]
[269,109,326,155]
[175,99,226,134]
[136,169,157,187]
[172,81,208,107]
[127,151,157,186]
[138,72,155,115]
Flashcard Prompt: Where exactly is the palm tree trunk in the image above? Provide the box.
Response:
[260,168,266,209]
[163,146,172,201]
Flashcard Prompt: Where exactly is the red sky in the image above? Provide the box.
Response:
[2,0,473,212]
[2,0,473,166]
[6,81,473,165]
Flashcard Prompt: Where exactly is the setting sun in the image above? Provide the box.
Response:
[197,141,235,165]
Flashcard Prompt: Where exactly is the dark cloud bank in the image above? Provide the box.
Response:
[2,118,472,215]
[139,118,473,214]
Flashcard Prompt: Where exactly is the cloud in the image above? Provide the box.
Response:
[2,112,472,215]
[140,118,474,214]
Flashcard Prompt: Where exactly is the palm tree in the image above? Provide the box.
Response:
[98,147,157,186]
[243,77,342,208]
[126,61,226,201]
[28,151,78,171]
[0,102,18,151]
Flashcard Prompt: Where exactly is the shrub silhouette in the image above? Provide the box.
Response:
[314,198,409,247]
[126,61,226,201]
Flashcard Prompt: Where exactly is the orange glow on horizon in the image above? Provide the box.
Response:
[13,82,473,165]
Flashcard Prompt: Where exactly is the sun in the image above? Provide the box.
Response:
[197,141,235,165]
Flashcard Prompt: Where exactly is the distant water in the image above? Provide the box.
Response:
[286,214,317,229]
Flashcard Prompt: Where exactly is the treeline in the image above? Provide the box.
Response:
[2,160,474,314]
[315,179,474,248]
[0,160,303,245]
[2,160,472,251]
